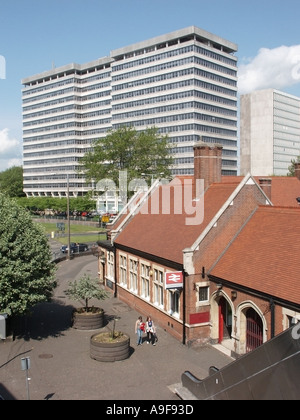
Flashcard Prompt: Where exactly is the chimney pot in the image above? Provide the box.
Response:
[259,178,272,200]
[193,141,223,195]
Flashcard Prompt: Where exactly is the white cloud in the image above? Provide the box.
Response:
[238,45,300,95]
[0,128,22,171]
[0,158,23,173]
[0,128,20,154]
[6,157,23,167]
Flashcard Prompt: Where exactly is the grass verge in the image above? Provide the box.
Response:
[35,221,107,244]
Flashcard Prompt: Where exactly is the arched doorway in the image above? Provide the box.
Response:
[218,296,232,344]
[246,307,263,353]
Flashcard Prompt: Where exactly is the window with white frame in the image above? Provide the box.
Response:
[119,255,127,287]
[107,252,114,280]
[153,268,164,308]
[169,289,180,317]
[129,258,138,292]
[141,263,150,299]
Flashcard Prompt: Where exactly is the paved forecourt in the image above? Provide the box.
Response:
[0,255,233,401]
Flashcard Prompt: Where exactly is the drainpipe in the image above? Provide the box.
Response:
[114,246,117,298]
[270,298,275,338]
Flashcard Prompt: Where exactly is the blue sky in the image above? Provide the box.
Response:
[1,0,300,171]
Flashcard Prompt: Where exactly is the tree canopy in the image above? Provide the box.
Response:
[0,166,26,198]
[80,126,174,187]
[16,196,96,214]
[287,155,300,176]
[0,194,56,316]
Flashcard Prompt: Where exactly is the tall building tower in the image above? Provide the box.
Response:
[240,88,300,176]
[22,26,238,197]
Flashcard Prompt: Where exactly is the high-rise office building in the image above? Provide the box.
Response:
[22,26,238,197]
[240,88,300,176]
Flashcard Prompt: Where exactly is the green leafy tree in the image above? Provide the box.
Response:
[0,194,56,317]
[65,274,108,312]
[287,156,300,176]
[0,166,26,197]
[16,196,96,214]
[80,126,174,188]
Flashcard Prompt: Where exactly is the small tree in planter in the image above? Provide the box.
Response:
[90,316,131,362]
[65,274,109,330]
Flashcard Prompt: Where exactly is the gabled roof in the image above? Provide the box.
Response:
[210,206,300,306]
[114,176,244,265]
[108,179,160,236]
[107,190,145,232]
[257,177,300,207]
[224,175,300,207]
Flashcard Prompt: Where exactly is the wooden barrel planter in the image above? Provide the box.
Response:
[90,332,130,362]
[72,308,104,330]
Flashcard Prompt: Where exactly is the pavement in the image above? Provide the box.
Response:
[0,255,233,401]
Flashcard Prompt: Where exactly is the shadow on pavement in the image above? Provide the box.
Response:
[11,300,75,341]
[0,383,17,400]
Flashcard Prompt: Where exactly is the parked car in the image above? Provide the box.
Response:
[61,242,89,254]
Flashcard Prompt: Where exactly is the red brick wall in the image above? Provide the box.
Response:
[112,250,185,342]
[113,249,215,344]
[193,143,222,193]
[117,286,185,342]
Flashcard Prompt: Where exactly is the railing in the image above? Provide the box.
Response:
[33,216,100,226]
[179,325,300,400]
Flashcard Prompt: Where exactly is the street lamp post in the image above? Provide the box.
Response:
[21,357,31,400]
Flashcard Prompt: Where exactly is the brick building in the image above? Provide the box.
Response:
[209,205,300,355]
[97,144,300,356]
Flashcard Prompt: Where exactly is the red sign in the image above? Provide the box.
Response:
[190,312,210,325]
[165,272,183,289]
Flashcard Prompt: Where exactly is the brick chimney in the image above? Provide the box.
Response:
[259,178,272,200]
[295,162,300,180]
[193,142,223,195]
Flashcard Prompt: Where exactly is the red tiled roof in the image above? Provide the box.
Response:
[107,213,127,231]
[106,190,146,232]
[254,176,300,207]
[224,175,300,207]
[222,176,244,184]
[115,178,239,265]
[210,206,300,305]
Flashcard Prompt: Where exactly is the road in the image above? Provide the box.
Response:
[49,238,98,260]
